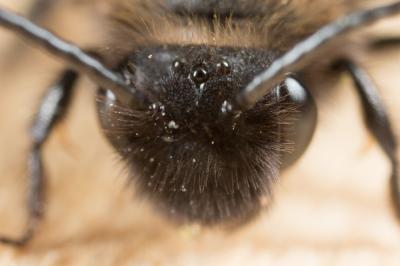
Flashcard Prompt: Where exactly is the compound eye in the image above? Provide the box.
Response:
[281,77,309,105]
[191,64,209,85]
[279,76,317,168]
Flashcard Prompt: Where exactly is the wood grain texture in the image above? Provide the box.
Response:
[0,1,400,265]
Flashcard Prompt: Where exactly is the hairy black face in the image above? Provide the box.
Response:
[97,45,294,225]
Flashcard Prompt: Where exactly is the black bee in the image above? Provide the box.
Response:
[0,0,399,245]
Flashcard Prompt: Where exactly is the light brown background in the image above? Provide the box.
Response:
[0,1,400,265]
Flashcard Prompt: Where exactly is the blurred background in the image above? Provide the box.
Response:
[0,0,400,265]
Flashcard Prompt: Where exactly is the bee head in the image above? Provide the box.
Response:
[97,45,294,225]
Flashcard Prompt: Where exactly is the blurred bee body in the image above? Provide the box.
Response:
[106,0,359,57]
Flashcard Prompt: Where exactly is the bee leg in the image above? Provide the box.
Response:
[0,69,78,246]
[342,61,399,219]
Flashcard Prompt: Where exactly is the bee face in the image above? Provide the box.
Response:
[92,0,342,225]
[97,45,292,224]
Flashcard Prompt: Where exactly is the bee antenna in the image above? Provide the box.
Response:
[0,7,145,107]
[237,1,400,109]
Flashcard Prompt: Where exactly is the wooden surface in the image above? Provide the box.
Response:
[0,1,400,265]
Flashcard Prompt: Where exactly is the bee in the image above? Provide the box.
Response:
[0,0,399,246]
